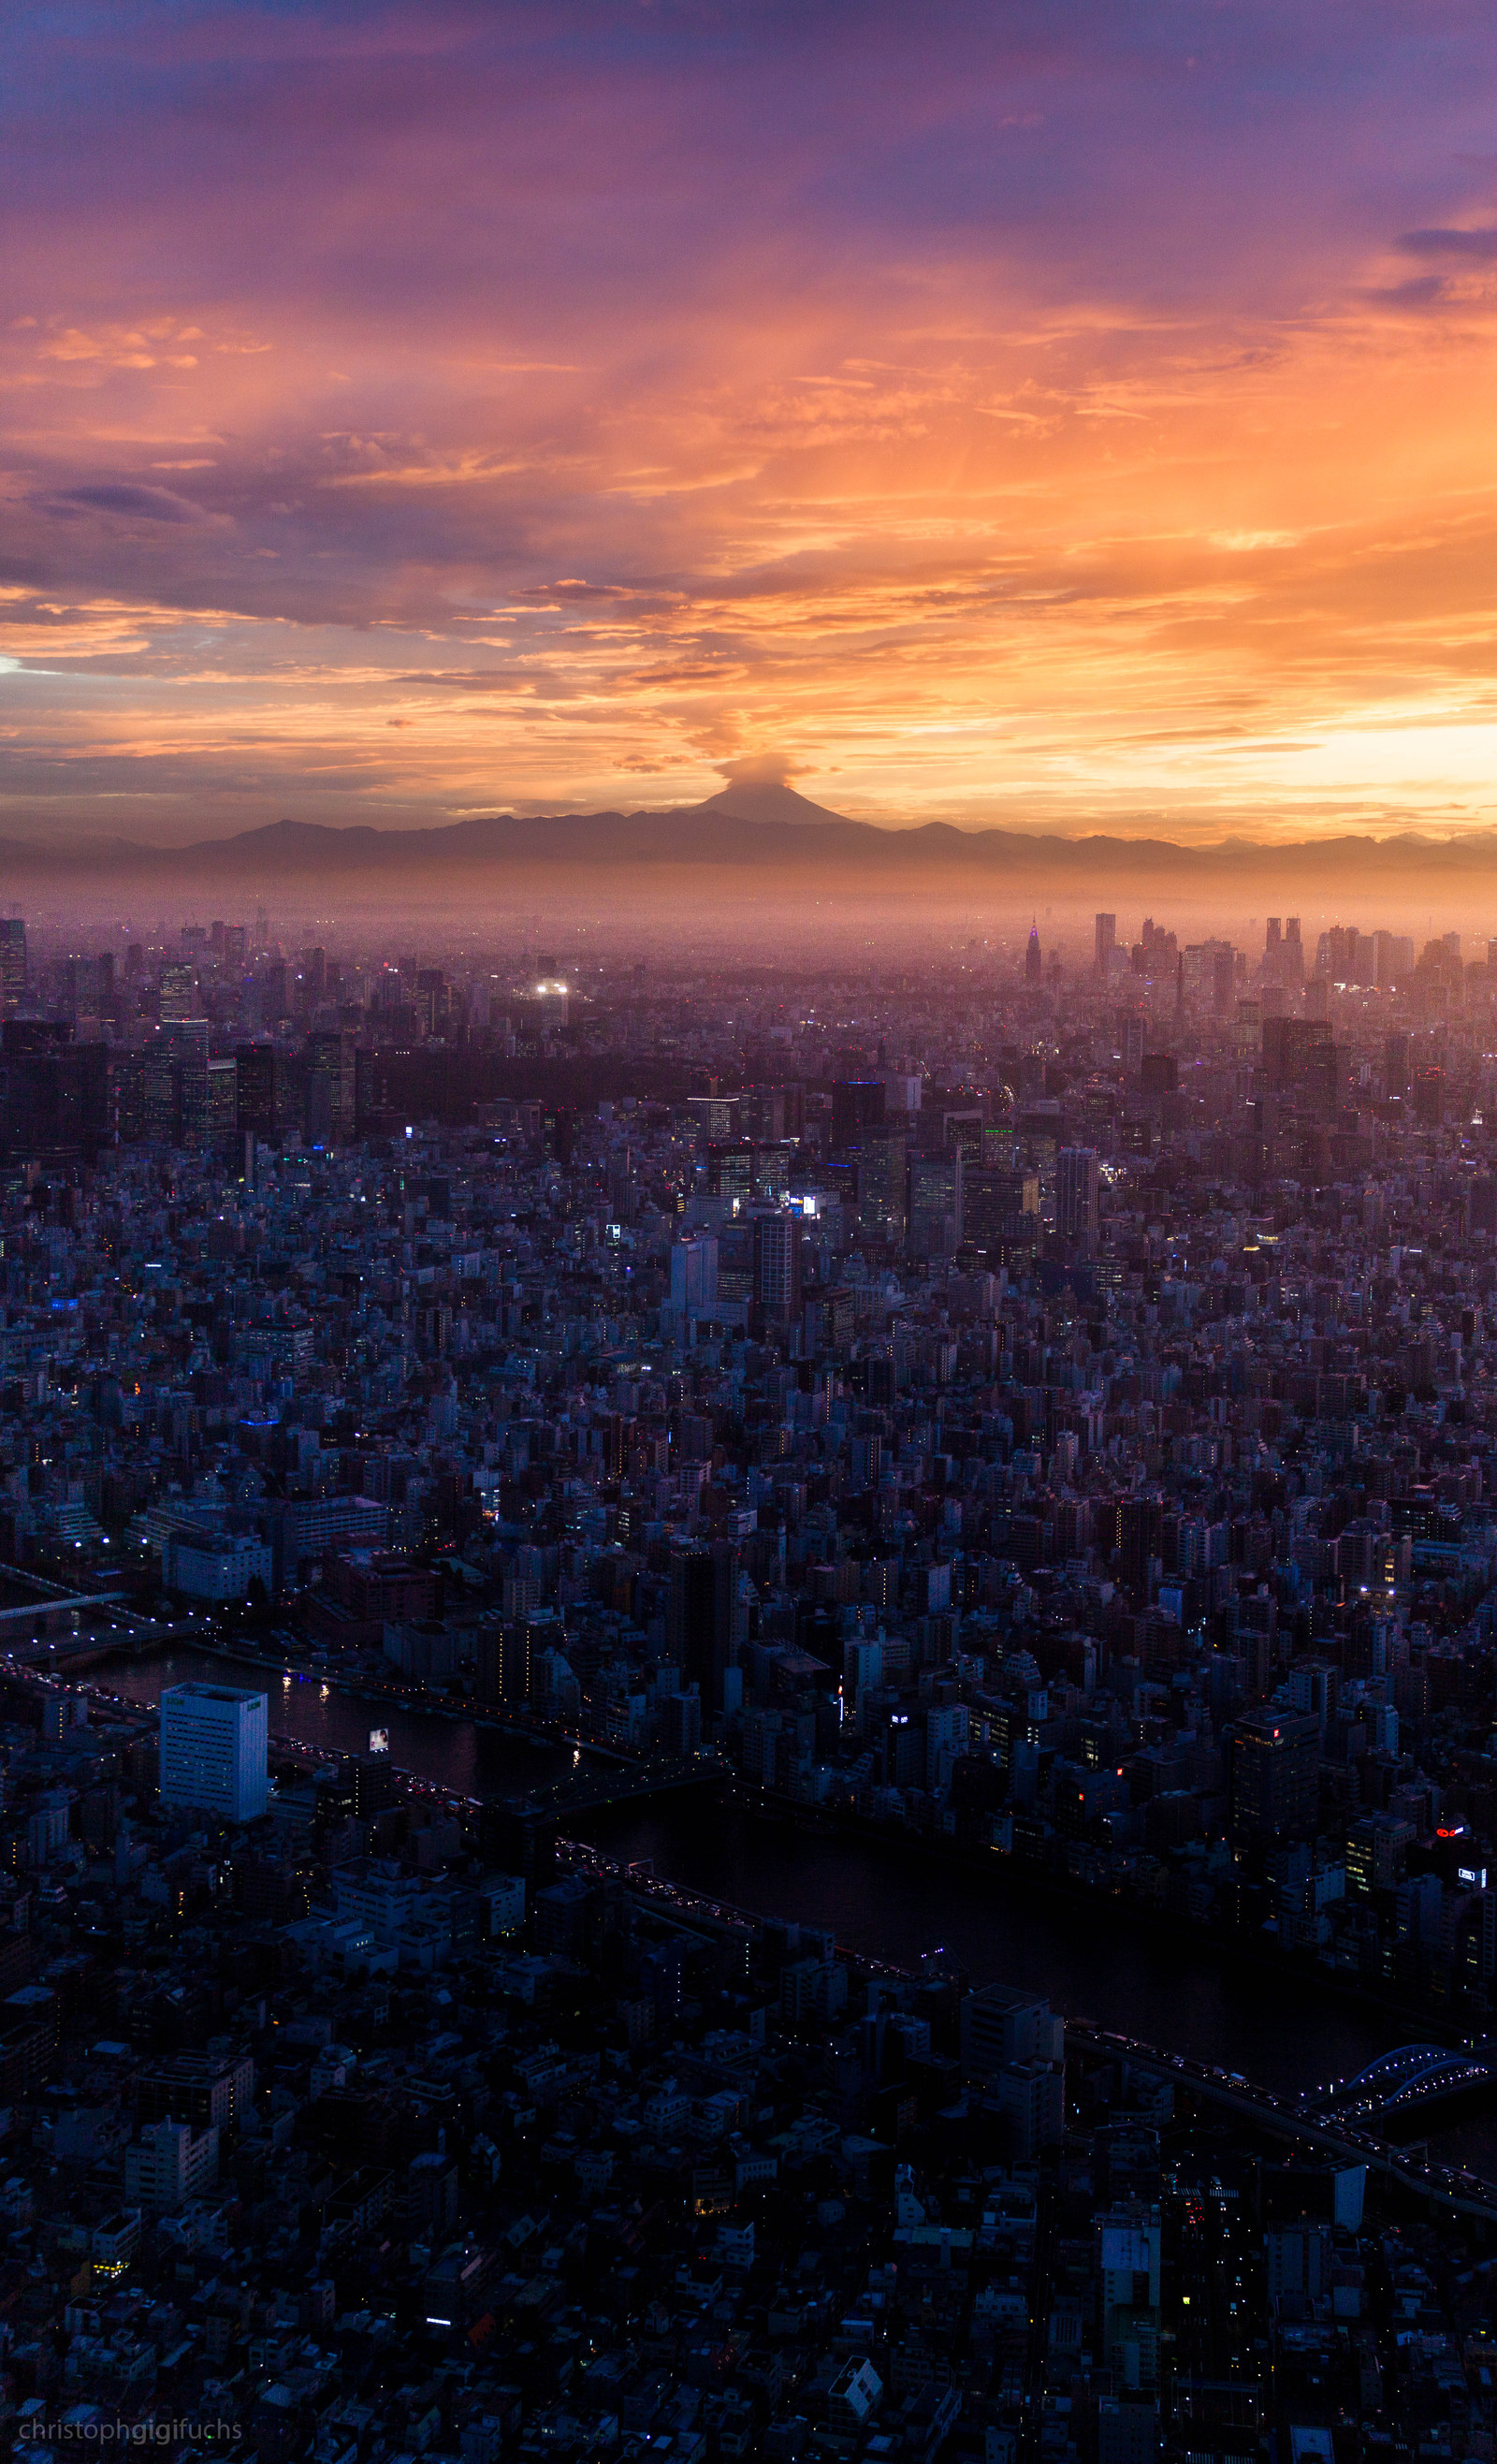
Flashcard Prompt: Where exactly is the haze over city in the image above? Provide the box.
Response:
[17,13,1497,2464]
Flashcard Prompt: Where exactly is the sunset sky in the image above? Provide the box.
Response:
[7,2,1497,842]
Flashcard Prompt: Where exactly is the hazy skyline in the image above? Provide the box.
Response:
[8,2,1497,843]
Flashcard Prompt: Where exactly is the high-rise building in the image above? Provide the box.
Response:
[159,1683,269,1823]
[1413,1062,1445,1128]
[153,1019,209,1146]
[752,1211,802,1322]
[159,963,197,1023]
[1056,1145,1099,1248]
[1025,922,1042,984]
[670,1235,719,1316]
[1095,913,1116,974]
[207,1057,238,1148]
[1227,1710,1319,1842]
[665,1540,740,1714]
[307,1029,355,1145]
[0,920,25,1015]
[908,1152,962,1257]
[854,1124,907,1247]
[831,1078,884,1149]
[962,1164,1039,1254]
[0,921,24,1014]
[0,1023,108,1162]
[235,1042,280,1142]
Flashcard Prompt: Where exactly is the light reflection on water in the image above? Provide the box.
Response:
[99,1648,1497,2177]
[103,1645,574,1799]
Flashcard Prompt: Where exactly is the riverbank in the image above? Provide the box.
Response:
[94,1644,1459,2109]
[706,1778,1466,2060]
[132,1629,621,1765]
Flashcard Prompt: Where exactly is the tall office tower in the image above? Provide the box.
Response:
[1284,916,1304,982]
[156,1019,210,1147]
[665,1540,740,1713]
[1025,921,1042,984]
[907,1150,962,1258]
[831,1077,885,1149]
[207,1058,239,1150]
[1227,1711,1320,1842]
[0,920,25,1015]
[307,1030,355,1145]
[1413,1062,1446,1128]
[301,945,327,1007]
[159,963,197,1023]
[670,1235,719,1316]
[1384,1031,1409,1099]
[752,1211,802,1323]
[962,1164,1039,1254]
[1095,913,1116,975]
[1055,1145,1099,1248]
[856,1124,908,1247]
[235,1042,280,1143]
[415,968,451,1038]
[160,1684,269,1822]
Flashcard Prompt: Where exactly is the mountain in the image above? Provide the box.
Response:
[1,803,1496,897]
[693,780,853,827]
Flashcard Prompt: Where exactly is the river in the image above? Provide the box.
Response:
[101,1646,1487,2133]
[99,1644,579,1799]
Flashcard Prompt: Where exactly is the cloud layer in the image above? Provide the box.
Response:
[7,0,1497,839]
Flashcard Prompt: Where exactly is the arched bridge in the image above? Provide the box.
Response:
[1303,2043,1494,2122]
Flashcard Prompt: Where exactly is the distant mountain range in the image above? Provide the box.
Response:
[2,781,1496,892]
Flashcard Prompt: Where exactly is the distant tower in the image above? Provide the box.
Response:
[0,919,25,1015]
[1056,1146,1099,1251]
[1025,921,1042,985]
[1095,913,1116,976]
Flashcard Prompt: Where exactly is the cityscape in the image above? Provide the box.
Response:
[18,2,1497,2459]
[0,904,1489,2457]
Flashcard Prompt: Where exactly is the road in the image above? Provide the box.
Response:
[1069,2022,1497,2224]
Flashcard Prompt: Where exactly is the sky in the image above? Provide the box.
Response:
[7,1,1497,843]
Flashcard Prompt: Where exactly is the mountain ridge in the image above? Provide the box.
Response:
[1,799,1497,882]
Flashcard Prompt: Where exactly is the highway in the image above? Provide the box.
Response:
[1068,2021,1497,2223]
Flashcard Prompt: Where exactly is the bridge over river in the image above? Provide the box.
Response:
[1300,2040,1497,2128]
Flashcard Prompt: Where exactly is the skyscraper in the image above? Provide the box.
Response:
[671,1235,719,1316]
[1227,1711,1319,1843]
[753,1211,802,1323]
[831,1078,885,1149]
[1095,913,1115,975]
[235,1043,280,1143]
[0,920,25,1015]
[1025,922,1042,984]
[307,1029,356,1145]
[159,963,197,1023]
[160,1684,269,1823]
[855,1124,907,1247]
[908,1151,962,1257]
[665,1540,740,1714]
[1055,1146,1099,1248]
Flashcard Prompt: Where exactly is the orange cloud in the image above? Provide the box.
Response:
[6,2,1497,839]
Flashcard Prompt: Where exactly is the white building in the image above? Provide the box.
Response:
[162,1529,274,1602]
[124,2118,219,2215]
[160,1684,268,1822]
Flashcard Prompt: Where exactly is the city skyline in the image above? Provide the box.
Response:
[10,6,1497,845]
